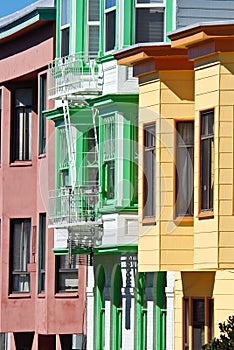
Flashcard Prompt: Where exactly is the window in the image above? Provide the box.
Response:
[38,214,46,293]
[176,121,194,217]
[135,0,165,43]
[59,127,69,187]
[87,127,99,187]
[10,219,31,293]
[143,123,156,219]
[39,75,47,154]
[11,89,32,162]
[103,116,115,200]
[105,0,116,52]
[61,0,70,56]
[87,0,100,55]
[183,298,213,350]
[55,254,78,293]
[200,110,214,212]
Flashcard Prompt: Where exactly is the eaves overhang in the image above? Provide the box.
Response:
[114,43,193,77]
[168,21,234,49]
[0,7,55,42]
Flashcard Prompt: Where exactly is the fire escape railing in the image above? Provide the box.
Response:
[48,185,100,227]
[48,53,103,100]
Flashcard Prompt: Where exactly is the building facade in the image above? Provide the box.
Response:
[0,1,87,349]
[115,21,234,350]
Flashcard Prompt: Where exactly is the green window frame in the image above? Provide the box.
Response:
[102,114,116,202]
[38,213,46,293]
[39,74,47,155]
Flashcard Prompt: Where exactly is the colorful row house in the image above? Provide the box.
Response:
[115,21,234,350]
[46,0,234,349]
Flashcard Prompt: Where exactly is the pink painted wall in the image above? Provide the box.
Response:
[0,19,87,347]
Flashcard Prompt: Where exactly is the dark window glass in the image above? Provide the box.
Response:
[104,160,115,200]
[184,299,189,350]
[10,219,31,293]
[137,0,164,3]
[193,299,205,350]
[105,10,116,51]
[176,122,194,217]
[39,75,47,154]
[11,89,32,162]
[135,9,164,43]
[200,110,214,211]
[61,27,69,57]
[56,254,78,293]
[143,124,156,218]
[38,213,46,293]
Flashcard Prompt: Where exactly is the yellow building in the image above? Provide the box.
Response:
[115,23,234,349]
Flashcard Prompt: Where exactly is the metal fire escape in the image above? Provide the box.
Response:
[48,53,103,253]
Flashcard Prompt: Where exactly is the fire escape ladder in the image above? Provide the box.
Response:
[62,99,77,192]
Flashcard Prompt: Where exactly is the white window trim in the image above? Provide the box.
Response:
[86,0,100,56]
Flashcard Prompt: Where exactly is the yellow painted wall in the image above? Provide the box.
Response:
[138,70,195,271]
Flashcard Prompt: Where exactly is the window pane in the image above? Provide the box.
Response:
[61,27,69,57]
[39,75,47,154]
[136,9,164,43]
[61,0,70,26]
[105,10,116,51]
[144,124,156,218]
[89,26,100,54]
[56,254,78,292]
[200,111,214,211]
[10,219,31,293]
[39,214,46,293]
[89,0,100,21]
[176,122,194,217]
[105,0,116,9]
[184,299,189,350]
[193,299,205,350]
[105,160,115,199]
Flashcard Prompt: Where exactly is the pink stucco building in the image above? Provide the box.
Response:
[0,1,87,349]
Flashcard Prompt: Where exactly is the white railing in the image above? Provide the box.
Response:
[48,53,103,100]
[48,185,100,226]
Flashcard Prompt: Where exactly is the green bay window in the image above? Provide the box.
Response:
[103,115,115,200]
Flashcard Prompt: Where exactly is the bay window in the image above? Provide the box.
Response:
[200,110,214,212]
[103,115,115,200]
[143,123,156,220]
[176,121,194,217]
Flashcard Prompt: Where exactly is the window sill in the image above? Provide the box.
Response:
[174,217,194,226]
[8,293,31,299]
[55,292,79,298]
[37,293,45,298]
[142,217,156,225]
[38,153,46,159]
[10,161,32,167]
[197,211,214,220]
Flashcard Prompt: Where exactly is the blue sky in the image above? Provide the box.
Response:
[0,0,37,18]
